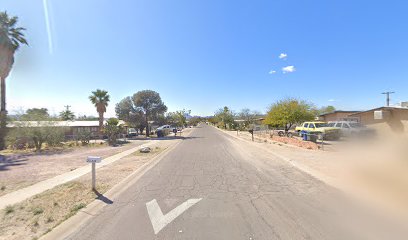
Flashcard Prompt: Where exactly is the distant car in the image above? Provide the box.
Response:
[295,121,341,140]
[327,121,376,137]
[127,128,138,137]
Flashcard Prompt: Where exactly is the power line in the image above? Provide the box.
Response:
[64,105,71,111]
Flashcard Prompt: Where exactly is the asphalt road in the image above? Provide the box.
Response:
[66,124,407,240]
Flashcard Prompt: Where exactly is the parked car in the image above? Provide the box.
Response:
[127,128,138,137]
[156,125,176,135]
[277,130,294,137]
[327,121,376,137]
[295,121,341,140]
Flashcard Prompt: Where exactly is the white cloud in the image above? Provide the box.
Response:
[282,65,296,73]
[269,70,276,74]
[279,53,287,59]
[328,99,336,102]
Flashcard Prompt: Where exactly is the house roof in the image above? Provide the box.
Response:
[7,120,126,128]
[349,106,408,116]
[234,118,265,122]
[319,110,360,116]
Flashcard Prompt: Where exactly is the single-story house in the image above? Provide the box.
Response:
[349,106,408,134]
[7,120,128,139]
[318,111,360,122]
[234,117,265,129]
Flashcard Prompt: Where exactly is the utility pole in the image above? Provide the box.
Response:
[64,105,71,111]
[381,91,395,106]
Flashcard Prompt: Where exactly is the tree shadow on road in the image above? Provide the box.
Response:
[0,154,28,171]
[127,136,202,141]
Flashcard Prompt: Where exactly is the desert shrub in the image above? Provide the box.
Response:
[46,127,66,147]
[104,118,123,146]
[70,203,86,213]
[4,205,14,215]
[32,207,44,215]
[7,122,67,151]
[76,129,92,145]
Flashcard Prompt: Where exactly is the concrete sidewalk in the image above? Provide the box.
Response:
[0,140,159,210]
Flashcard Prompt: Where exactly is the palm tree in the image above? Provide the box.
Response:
[0,12,28,149]
[89,89,110,138]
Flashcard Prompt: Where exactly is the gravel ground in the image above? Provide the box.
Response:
[221,128,408,218]
[0,140,150,197]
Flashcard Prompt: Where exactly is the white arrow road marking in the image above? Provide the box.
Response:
[146,198,202,234]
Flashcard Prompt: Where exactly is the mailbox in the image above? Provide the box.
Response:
[87,156,102,163]
[248,129,254,134]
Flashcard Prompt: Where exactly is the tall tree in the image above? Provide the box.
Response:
[132,90,167,137]
[168,109,191,127]
[318,105,336,115]
[214,106,235,129]
[188,116,202,126]
[238,108,261,129]
[22,108,49,120]
[59,105,75,121]
[115,96,146,134]
[89,89,110,137]
[264,98,315,132]
[76,115,99,121]
[0,12,28,149]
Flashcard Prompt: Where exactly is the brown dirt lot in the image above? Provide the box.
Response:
[0,140,149,197]
[237,130,320,150]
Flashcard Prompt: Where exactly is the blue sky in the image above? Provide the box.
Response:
[2,0,408,117]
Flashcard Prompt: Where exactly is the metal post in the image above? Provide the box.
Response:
[92,162,96,190]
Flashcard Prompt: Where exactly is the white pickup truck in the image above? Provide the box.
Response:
[156,125,176,136]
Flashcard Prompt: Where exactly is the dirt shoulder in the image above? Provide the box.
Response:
[219,127,408,219]
[0,129,193,240]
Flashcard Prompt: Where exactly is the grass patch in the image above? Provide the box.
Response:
[46,216,54,223]
[0,181,99,240]
[70,203,86,213]
[32,207,44,215]
[4,205,14,215]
